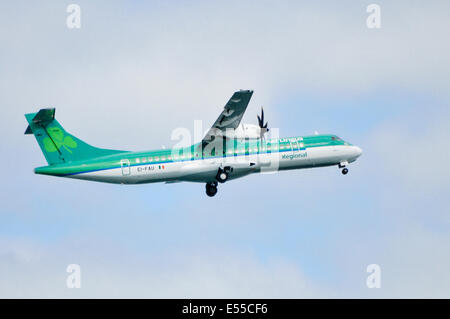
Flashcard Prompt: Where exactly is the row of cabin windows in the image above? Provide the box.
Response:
[133,143,306,163]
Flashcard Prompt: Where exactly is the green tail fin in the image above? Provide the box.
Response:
[25,108,126,165]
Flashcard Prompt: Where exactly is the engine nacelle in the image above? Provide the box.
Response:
[224,124,264,139]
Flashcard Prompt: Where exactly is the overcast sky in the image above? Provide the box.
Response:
[0,0,449,298]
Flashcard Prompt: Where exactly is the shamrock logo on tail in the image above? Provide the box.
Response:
[43,127,77,153]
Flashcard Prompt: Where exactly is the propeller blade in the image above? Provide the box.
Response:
[257,107,266,128]
[261,108,264,127]
[257,107,269,136]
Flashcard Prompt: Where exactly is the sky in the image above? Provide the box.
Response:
[0,0,449,298]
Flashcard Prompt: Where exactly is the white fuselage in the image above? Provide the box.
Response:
[68,144,362,185]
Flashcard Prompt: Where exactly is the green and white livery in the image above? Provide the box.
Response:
[25,90,362,197]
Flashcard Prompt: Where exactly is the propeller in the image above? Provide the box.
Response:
[257,107,269,137]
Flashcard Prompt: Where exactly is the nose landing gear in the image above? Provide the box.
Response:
[206,182,218,197]
[339,161,349,175]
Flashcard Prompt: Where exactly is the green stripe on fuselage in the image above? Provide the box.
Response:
[34,134,349,176]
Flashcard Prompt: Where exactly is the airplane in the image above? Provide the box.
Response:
[25,90,362,197]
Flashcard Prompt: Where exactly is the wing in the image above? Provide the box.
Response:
[202,90,253,146]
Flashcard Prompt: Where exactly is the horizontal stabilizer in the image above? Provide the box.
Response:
[32,108,55,125]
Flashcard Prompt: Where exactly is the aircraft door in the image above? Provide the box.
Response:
[120,159,131,176]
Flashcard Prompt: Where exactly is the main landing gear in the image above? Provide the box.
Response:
[216,166,232,183]
[206,167,233,197]
[206,182,218,197]
[339,161,349,175]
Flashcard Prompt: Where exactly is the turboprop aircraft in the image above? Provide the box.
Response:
[25,90,362,197]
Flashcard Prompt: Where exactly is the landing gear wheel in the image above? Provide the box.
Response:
[216,168,229,183]
[206,182,218,197]
[217,172,228,183]
[342,168,348,175]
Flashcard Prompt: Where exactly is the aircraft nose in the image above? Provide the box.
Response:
[354,146,363,158]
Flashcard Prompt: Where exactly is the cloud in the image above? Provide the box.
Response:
[0,239,325,298]
[3,218,449,299]
[379,222,450,298]
[2,0,450,149]
[0,1,449,298]
[367,106,450,190]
